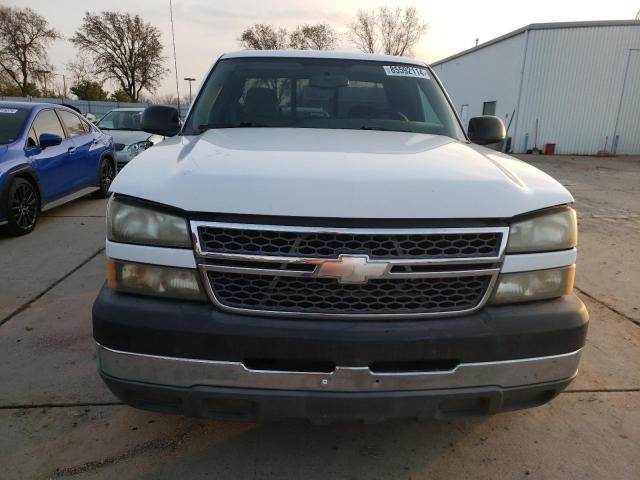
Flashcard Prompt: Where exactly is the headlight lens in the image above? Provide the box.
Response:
[490,266,575,304]
[507,208,577,253]
[107,197,191,247]
[108,259,206,301]
[127,140,152,159]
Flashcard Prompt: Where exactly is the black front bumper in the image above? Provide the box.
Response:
[93,285,588,366]
[93,286,588,421]
[102,373,572,422]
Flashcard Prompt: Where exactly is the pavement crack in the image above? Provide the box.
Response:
[0,247,105,328]
[51,428,195,478]
[575,286,640,328]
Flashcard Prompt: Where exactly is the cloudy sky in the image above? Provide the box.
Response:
[6,0,640,97]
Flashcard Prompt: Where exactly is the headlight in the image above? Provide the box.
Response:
[107,197,191,247]
[507,208,577,253]
[490,266,575,304]
[108,259,206,301]
[126,140,152,159]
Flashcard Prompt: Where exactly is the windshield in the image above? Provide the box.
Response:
[184,58,465,140]
[0,107,31,145]
[97,110,143,130]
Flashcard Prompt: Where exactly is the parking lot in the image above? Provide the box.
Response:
[1,154,639,479]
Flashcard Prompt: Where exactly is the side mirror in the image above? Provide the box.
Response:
[141,105,181,137]
[39,133,63,149]
[467,116,506,145]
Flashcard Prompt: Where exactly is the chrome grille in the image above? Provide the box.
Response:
[208,272,492,315]
[192,221,508,319]
[197,226,502,259]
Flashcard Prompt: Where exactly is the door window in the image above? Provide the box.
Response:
[460,104,469,130]
[26,128,38,148]
[482,101,496,116]
[58,110,86,137]
[32,109,65,138]
[80,118,93,133]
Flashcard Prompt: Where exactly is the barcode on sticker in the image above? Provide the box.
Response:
[383,65,429,79]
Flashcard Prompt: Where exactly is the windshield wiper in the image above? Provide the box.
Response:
[360,125,412,133]
[197,122,276,131]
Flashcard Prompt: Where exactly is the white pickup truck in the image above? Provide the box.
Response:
[93,51,588,422]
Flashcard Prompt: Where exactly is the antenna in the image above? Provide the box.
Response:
[169,0,181,112]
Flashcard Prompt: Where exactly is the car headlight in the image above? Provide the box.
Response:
[108,259,206,301]
[507,207,577,253]
[126,140,153,159]
[490,266,575,304]
[107,196,191,247]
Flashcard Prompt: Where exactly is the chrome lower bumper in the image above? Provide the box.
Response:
[97,344,581,393]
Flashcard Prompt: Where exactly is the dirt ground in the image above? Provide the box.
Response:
[1,154,638,479]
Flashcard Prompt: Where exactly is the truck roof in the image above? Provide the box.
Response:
[221,50,427,67]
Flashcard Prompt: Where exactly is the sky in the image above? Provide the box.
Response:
[5,0,640,98]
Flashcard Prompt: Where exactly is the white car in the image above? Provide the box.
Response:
[95,107,163,171]
[94,51,588,422]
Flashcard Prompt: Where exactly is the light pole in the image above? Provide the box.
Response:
[35,69,51,95]
[184,77,196,104]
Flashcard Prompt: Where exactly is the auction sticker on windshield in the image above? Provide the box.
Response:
[383,65,429,79]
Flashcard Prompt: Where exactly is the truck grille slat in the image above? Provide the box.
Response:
[208,272,492,315]
[198,227,502,259]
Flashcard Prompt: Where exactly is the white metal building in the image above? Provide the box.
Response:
[431,20,640,155]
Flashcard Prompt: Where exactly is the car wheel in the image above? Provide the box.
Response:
[94,157,115,198]
[4,178,39,236]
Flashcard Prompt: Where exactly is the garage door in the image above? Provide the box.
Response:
[615,49,640,155]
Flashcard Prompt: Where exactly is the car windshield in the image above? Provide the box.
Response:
[0,107,31,145]
[97,110,143,130]
[184,58,465,140]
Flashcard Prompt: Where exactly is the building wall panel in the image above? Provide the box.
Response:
[515,25,640,154]
[612,49,640,155]
[432,33,526,132]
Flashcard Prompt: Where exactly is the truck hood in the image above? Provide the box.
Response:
[110,128,573,219]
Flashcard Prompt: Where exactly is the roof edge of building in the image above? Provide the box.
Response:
[430,19,640,67]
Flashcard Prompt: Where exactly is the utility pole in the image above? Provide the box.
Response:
[184,77,196,104]
[36,69,51,95]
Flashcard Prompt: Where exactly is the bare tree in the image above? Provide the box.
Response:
[71,11,168,102]
[347,10,378,54]
[67,53,95,86]
[348,6,427,56]
[0,6,59,95]
[239,24,288,50]
[289,24,337,50]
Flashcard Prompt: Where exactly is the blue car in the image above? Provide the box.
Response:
[0,102,115,236]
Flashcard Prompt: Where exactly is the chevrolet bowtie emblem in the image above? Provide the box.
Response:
[315,255,390,284]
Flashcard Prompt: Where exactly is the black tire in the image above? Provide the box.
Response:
[94,157,115,198]
[3,177,39,236]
